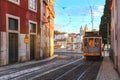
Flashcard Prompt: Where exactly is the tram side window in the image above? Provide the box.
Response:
[95,38,100,47]
[93,38,100,52]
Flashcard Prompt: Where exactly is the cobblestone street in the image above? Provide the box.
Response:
[0,53,103,80]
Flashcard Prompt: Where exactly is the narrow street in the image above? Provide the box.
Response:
[0,53,102,80]
[0,0,120,80]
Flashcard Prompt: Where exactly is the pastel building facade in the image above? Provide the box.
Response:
[0,0,55,65]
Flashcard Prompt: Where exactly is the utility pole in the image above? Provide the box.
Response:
[90,7,94,31]
[87,0,94,31]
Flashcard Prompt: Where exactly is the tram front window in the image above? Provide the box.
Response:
[84,38,100,53]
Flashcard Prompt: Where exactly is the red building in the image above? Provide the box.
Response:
[0,0,41,65]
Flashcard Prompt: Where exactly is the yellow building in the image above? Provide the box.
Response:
[47,0,55,57]
[42,0,55,57]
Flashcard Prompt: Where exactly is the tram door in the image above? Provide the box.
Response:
[9,33,18,64]
[30,35,36,60]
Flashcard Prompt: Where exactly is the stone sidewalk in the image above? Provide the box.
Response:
[96,57,120,80]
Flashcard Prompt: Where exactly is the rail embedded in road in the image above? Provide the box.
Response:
[0,53,83,80]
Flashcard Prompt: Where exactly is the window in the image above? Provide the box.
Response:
[8,18,18,31]
[12,0,19,2]
[30,23,36,33]
[29,0,37,11]
[8,0,20,5]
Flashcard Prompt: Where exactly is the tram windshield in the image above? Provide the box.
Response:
[83,38,101,53]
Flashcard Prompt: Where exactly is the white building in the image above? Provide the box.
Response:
[54,32,68,49]
[80,24,89,43]
[80,24,89,35]
[54,32,83,53]
[67,33,82,53]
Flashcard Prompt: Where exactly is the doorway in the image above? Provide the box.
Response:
[30,35,36,60]
[9,33,18,64]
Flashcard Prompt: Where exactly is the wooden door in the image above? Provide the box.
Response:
[9,33,18,64]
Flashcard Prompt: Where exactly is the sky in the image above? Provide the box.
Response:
[54,0,105,33]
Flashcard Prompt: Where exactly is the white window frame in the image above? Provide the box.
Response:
[8,0,20,5]
[28,0,37,12]
[29,20,37,35]
[6,14,20,33]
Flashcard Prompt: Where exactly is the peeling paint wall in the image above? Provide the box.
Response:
[0,0,41,65]
[19,34,29,62]
[0,32,7,65]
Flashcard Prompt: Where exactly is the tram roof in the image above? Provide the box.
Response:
[84,31,101,37]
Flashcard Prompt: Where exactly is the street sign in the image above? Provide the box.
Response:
[24,34,29,44]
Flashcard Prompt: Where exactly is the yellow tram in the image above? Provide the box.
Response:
[82,31,102,59]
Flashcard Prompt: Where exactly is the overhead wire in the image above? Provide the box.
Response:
[54,2,72,27]
[86,0,94,30]
[55,0,95,33]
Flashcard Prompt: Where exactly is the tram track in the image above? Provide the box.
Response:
[29,57,84,80]
[77,61,102,80]
[0,54,83,80]
[0,53,101,80]
[0,58,56,77]
[32,59,102,80]
[53,60,94,80]
[54,62,85,80]
[11,57,84,80]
